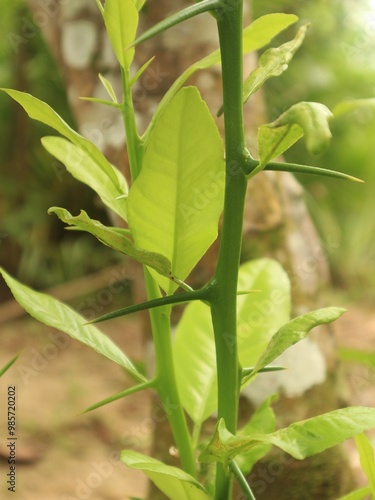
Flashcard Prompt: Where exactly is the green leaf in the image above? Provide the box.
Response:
[236,395,277,474]
[103,0,138,69]
[355,433,375,496]
[336,486,372,500]
[236,258,291,367]
[0,353,21,378]
[143,13,298,142]
[99,73,118,102]
[0,268,146,383]
[200,407,375,470]
[48,207,173,279]
[258,102,333,169]
[0,89,120,186]
[42,137,128,220]
[173,258,290,424]
[121,450,211,500]
[128,86,224,294]
[243,24,308,103]
[249,307,346,379]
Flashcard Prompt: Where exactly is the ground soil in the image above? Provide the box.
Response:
[0,297,374,499]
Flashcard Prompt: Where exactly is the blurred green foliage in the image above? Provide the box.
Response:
[0,2,122,296]
[253,0,375,298]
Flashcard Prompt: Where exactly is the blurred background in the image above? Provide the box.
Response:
[1,0,375,303]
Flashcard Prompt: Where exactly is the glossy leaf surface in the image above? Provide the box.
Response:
[243,24,308,103]
[128,87,224,294]
[249,307,346,379]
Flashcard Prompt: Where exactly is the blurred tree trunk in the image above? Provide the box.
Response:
[25,1,353,498]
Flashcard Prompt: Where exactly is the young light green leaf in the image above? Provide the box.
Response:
[99,73,118,102]
[236,258,291,368]
[258,102,333,169]
[250,307,346,379]
[121,450,211,500]
[355,433,375,496]
[103,0,138,69]
[48,207,173,279]
[0,268,146,383]
[128,86,225,294]
[173,301,217,425]
[243,25,308,103]
[42,137,128,221]
[173,258,290,424]
[1,89,120,186]
[200,407,375,469]
[143,13,298,142]
[0,353,21,378]
[336,486,372,500]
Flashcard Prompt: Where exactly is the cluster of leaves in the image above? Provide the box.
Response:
[1,1,375,499]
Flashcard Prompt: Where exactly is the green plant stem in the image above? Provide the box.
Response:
[211,1,247,498]
[230,460,256,500]
[145,271,197,477]
[88,287,209,324]
[121,68,196,478]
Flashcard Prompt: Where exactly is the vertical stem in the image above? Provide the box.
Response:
[211,1,247,498]
[145,273,197,477]
[121,69,196,476]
